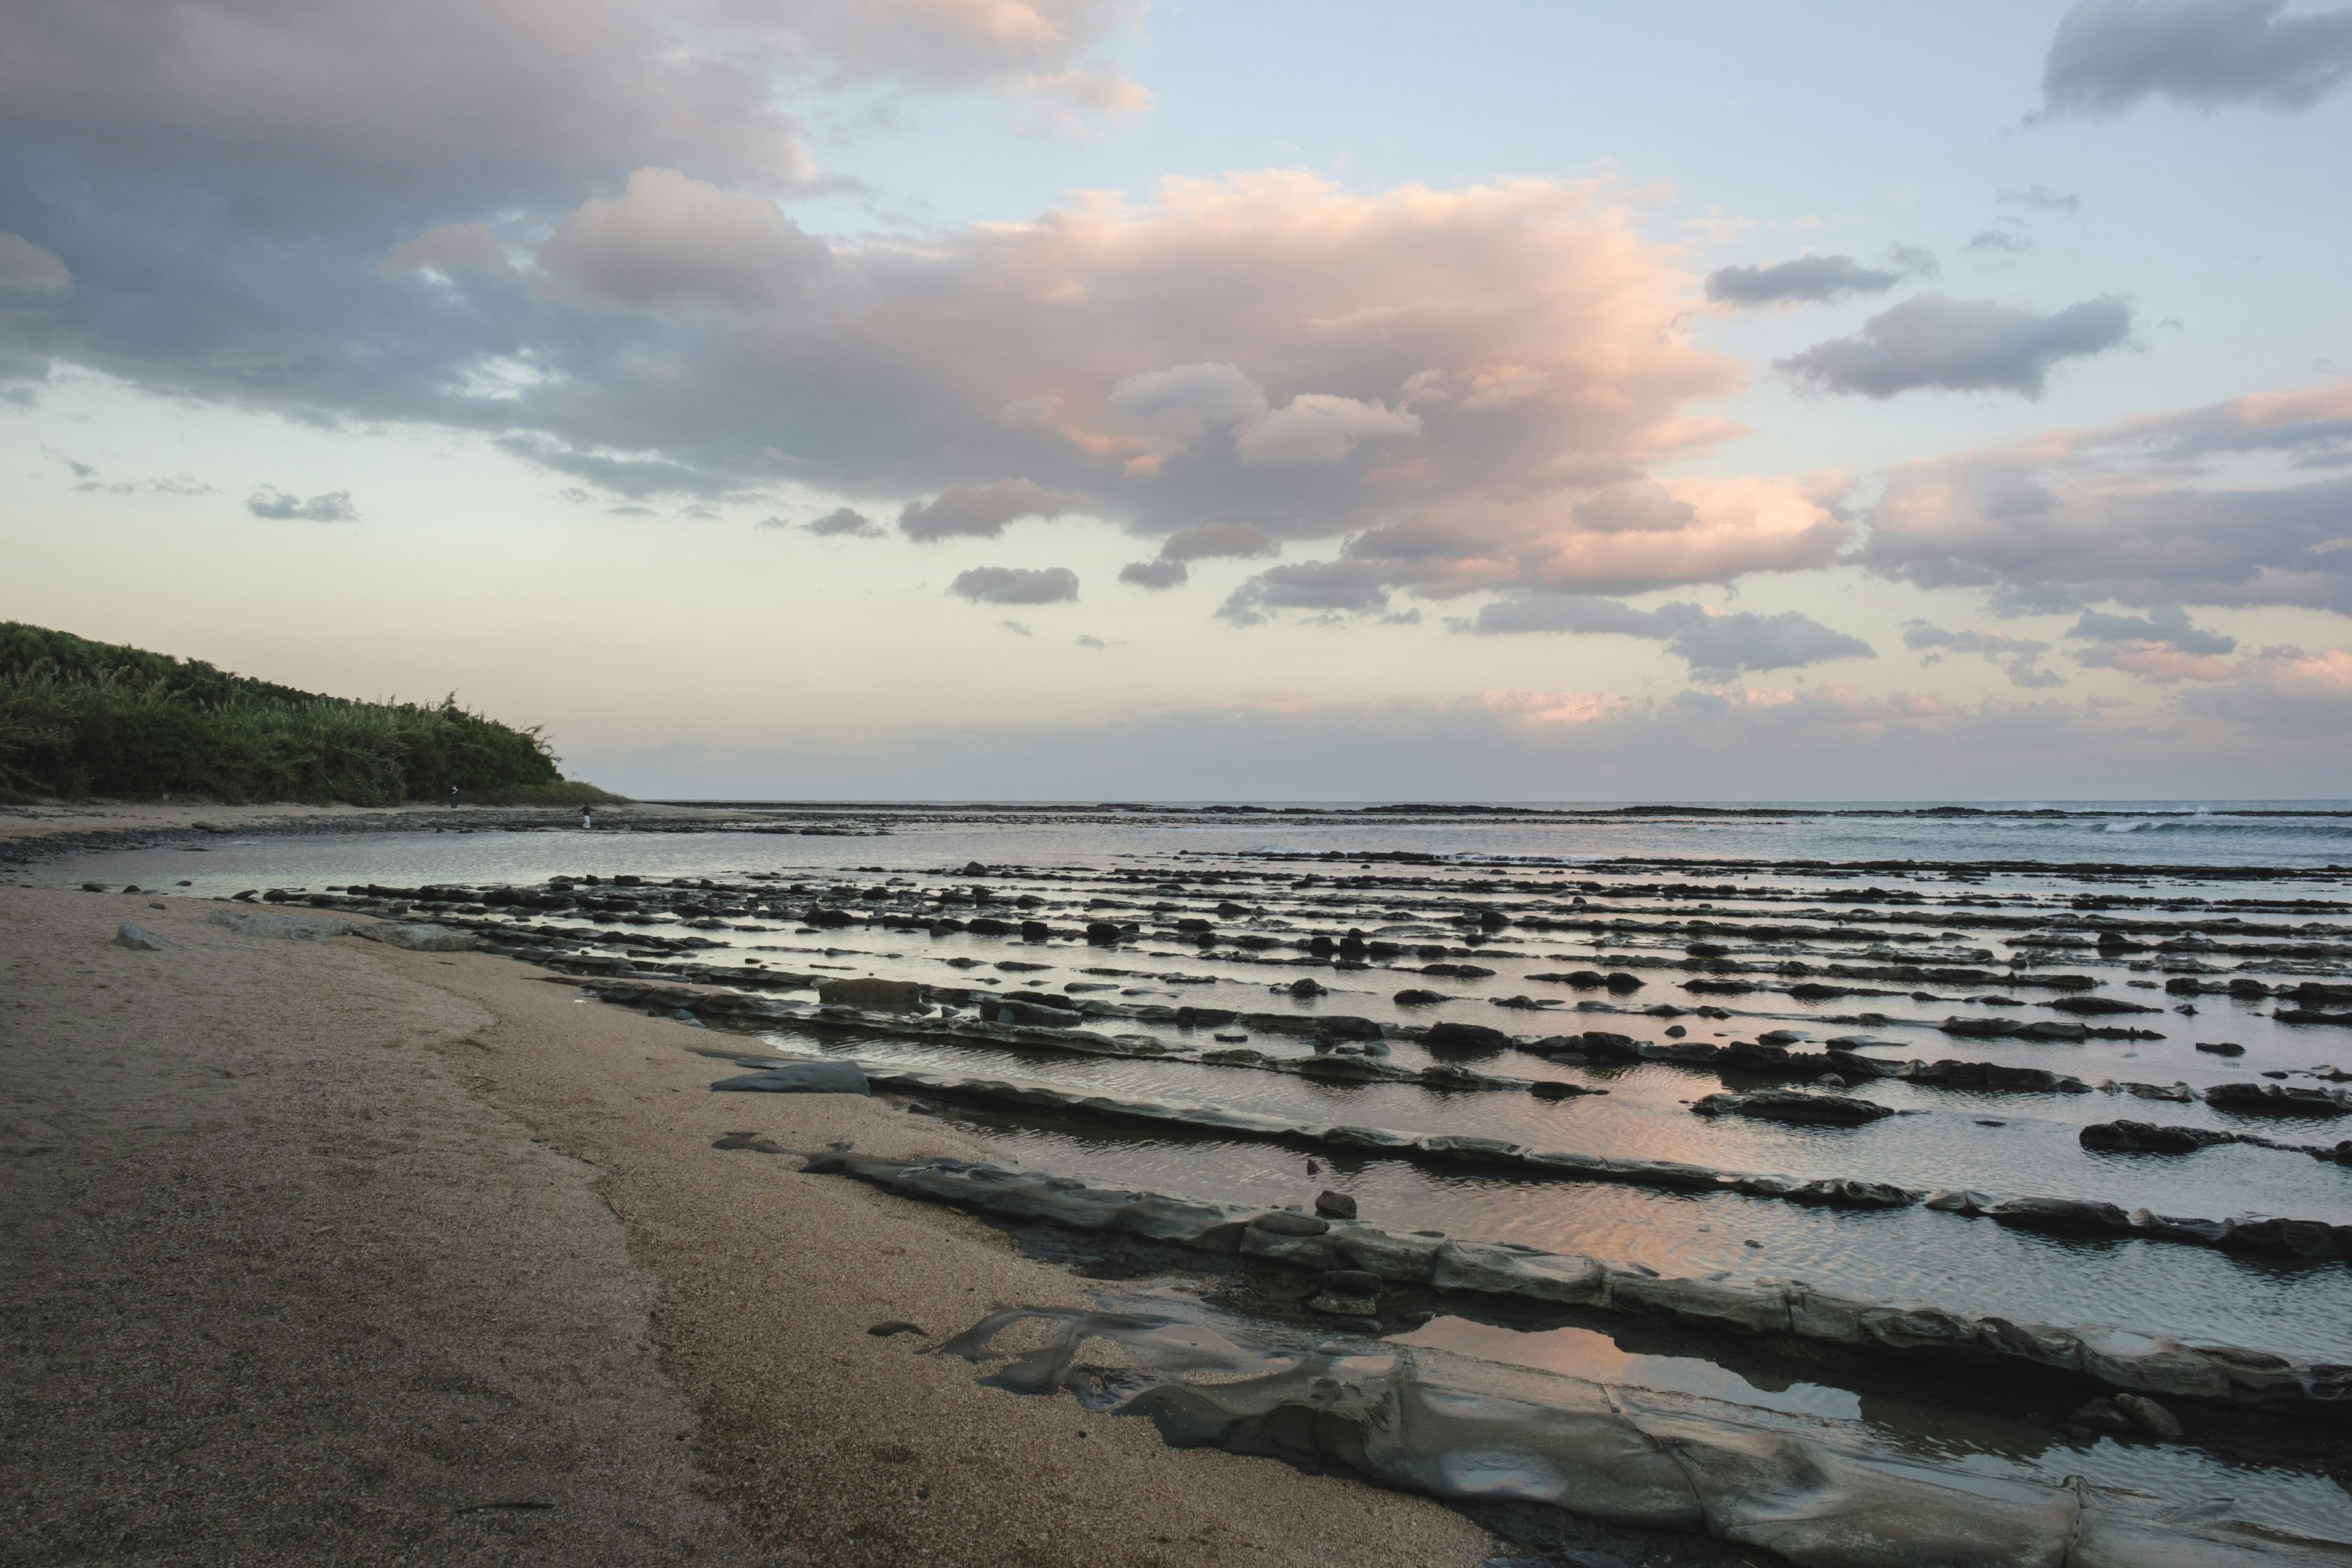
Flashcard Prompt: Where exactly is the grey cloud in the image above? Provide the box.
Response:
[1865,441,2352,615]
[2178,648,2352,734]
[1215,560,1395,626]
[1000,620,1033,636]
[493,438,715,499]
[1574,483,1697,533]
[245,486,356,521]
[801,506,882,538]
[949,565,1079,605]
[1901,621,2064,687]
[534,170,832,311]
[1119,559,1188,589]
[0,232,69,290]
[1777,293,2133,399]
[2041,0,2352,115]
[1160,521,1279,562]
[1460,596,1873,681]
[1075,634,1109,649]
[2068,604,2237,655]
[1964,229,2035,255]
[1999,184,2083,214]
[900,480,1091,543]
[1704,254,1904,307]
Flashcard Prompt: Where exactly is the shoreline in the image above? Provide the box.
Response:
[0,880,1494,1567]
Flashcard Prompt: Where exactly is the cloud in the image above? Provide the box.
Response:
[1160,520,1280,562]
[1963,229,2035,255]
[1777,293,2133,399]
[246,486,357,521]
[1901,621,2065,687]
[1000,620,1033,636]
[1118,559,1189,589]
[1231,392,1421,464]
[534,169,831,311]
[0,232,70,291]
[1998,184,2083,215]
[900,480,1092,542]
[799,506,882,538]
[1074,633,1109,649]
[1103,362,1269,453]
[1118,518,1280,589]
[2177,646,2352,733]
[950,565,1080,605]
[2066,604,2240,679]
[380,221,508,279]
[1704,254,1904,307]
[1863,381,2352,614]
[1460,596,1874,681]
[2040,0,2352,115]
[1216,560,1397,625]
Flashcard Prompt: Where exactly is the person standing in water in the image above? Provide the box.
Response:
[448,784,458,809]
[581,804,595,831]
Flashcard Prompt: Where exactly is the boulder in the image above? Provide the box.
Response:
[2079,1120,2230,1155]
[1250,1210,1330,1238]
[2206,1081,2351,1117]
[203,909,354,942]
[1430,1240,1605,1305]
[1691,1090,1893,1126]
[1392,989,1449,1005]
[816,977,927,1010]
[356,922,477,952]
[710,1060,871,1095]
[1313,1189,1358,1219]
[1421,1021,1513,1057]
[113,922,170,951]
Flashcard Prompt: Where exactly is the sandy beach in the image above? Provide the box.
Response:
[0,864,1493,1566]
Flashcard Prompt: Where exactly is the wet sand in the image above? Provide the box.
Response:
[0,883,1491,1567]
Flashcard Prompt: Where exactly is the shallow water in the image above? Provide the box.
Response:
[23,799,2352,1537]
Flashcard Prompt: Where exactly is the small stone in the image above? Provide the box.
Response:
[2114,1392,2182,1440]
[867,1321,927,1338]
[1314,1189,1357,1219]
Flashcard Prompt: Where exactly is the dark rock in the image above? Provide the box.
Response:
[2079,1120,2231,1155]
[868,1321,927,1338]
[1604,973,1643,993]
[710,1060,871,1095]
[1691,1090,1893,1126]
[1319,1268,1380,1295]
[1530,1080,1602,1101]
[2048,995,2163,1016]
[2114,1392,2183,1440]
[1314,1190,1359,1219]
[2194,1041,2246,1056]
[1288,978,1328,998]
[2206,1082,2351,1118]
[1422,1021,1513,1057]
[1393,989,1449,1005]
[1251,1210,1331,1237]
[816,977,925,1009]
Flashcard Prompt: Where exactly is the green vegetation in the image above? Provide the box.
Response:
[0,622,619,806]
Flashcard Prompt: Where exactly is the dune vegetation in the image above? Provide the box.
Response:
[0,622,619,806]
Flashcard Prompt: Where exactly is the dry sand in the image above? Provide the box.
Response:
[0,883,1496,1567]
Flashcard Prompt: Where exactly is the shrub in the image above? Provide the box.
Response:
[0,622,611,805]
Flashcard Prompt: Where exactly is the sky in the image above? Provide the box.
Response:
[4,0,2351,801]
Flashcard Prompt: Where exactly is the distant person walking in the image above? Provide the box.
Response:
[581,804,595,831]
